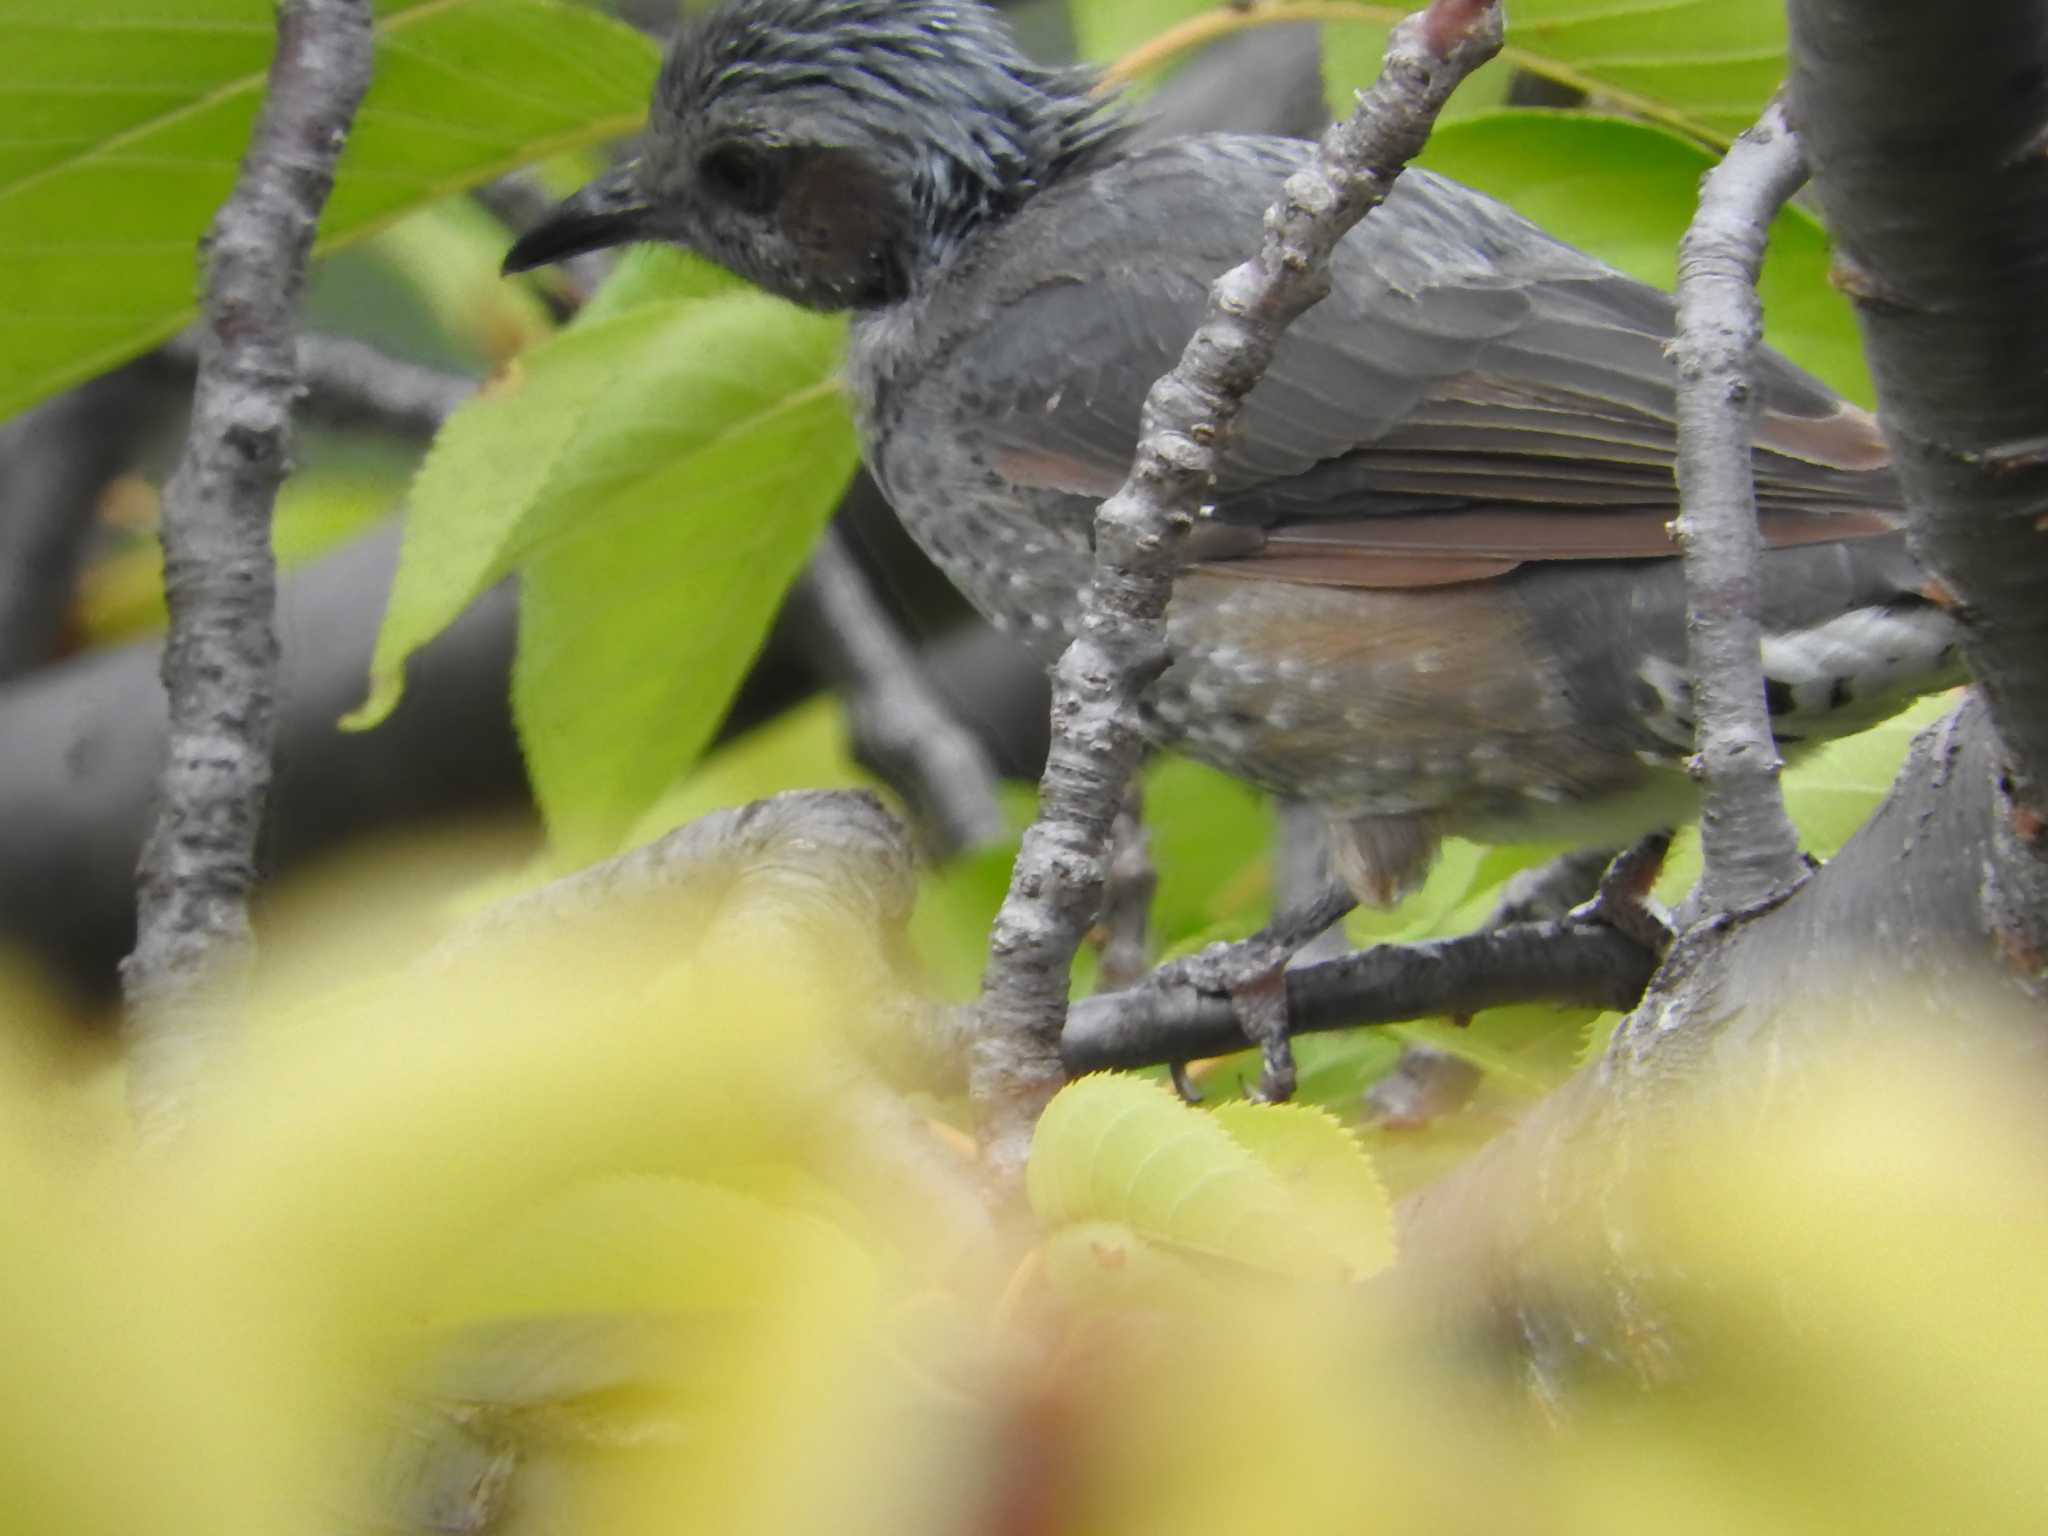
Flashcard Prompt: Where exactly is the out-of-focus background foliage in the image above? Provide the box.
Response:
[2,895,2042,1536]
[0,3,2025,1529]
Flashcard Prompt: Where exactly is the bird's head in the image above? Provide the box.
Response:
[501,0,1126,310]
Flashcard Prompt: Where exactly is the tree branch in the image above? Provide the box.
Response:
[0,365,158,682]
[427,787,974,1099]
[1393,695,2043,1384]
[429,789,912,964]
[160,331,476,442]
[1063,919,1654,1073]
[1092,783,1157,993]
[122,0,374,1131]
[785,526,1008,860]
[1788,0,2048,979]
[1671,99,1811,915]
[970,0,1506,1178]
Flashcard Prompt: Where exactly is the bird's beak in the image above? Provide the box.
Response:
[500,164,656,275]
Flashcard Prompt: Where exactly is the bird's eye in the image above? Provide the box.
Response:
[698,143,780,214]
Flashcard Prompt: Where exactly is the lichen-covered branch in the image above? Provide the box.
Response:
[970,0,1505,1176]
[122,0,374,1131]
[1671,100,1811,916]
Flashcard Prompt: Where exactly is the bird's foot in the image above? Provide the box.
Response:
[1152,882,1357,1102]
[1569,831,1676,953]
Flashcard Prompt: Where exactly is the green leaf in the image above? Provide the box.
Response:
[1028,1074,1386,1280]
[1656,692,1960,905]
[1079,1,1784,144]
[1143,756,1273,949]
[1322,16,1514,124]
[1210,1100,1394,1277]
[1502,0,1786,143]
[622,695,875,853]
[1778,692,1961,858]
[1069,0,1209,85]
[365,198,557,367]
[355,255,853,860]
[1417,112,1870,405]
[1389,1003,1602,1093]
[1345,0,1786,144]
[511,318,854,860]
[1,0,656,420]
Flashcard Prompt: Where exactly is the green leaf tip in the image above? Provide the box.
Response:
[340,669,406,734]
[1029,1074,1395,1281]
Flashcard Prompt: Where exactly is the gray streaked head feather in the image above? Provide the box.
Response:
[640,0,1127,306]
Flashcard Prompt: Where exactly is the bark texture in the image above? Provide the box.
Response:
[123,0,374,1131]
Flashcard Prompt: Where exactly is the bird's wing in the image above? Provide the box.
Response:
[956,139,1896,590]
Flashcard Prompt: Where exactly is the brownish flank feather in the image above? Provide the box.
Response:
[1193,503,1902,590]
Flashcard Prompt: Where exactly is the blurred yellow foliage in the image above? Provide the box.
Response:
[1,868,2045,1536]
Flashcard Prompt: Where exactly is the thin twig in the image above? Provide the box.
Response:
[1274,800,1351,963]
[1482,846,1616,929]
[121,0,375,1133]
[1093,782,1156,992]
[0,365,158,682]
[476,169,617,306]
[1063,918,1653,1073]
[786,526,1008,860]
[1671,98,1811,916]
[161,331,475,442]
[1573,832,1677,952]
[970,0,1505,1177]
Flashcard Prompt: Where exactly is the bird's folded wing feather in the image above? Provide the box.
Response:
[958,140,1896,590]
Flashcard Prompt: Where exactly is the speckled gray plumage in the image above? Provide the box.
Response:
[844,126,1958,889]
[509,0,1965,900]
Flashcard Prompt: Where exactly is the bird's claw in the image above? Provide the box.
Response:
[1569,831,1677,953]
[1151,883,1354,1102]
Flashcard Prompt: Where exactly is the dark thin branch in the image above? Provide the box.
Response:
[1483,846,1614,929]
[297,334,476,439]
[786,526,1008,860]
[970,0,1506,1176]
[122,0,375,1130]
[475,170,615,307]
[1092,782,1157,993]
[161,331,475,441]
[1274,800,1351,964]
[1790,0,2048,980]
[1063,918,1653,1074]
[0,364,158,682]
[1671,99,1811,915]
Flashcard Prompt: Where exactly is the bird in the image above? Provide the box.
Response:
[502,0,1964,907]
